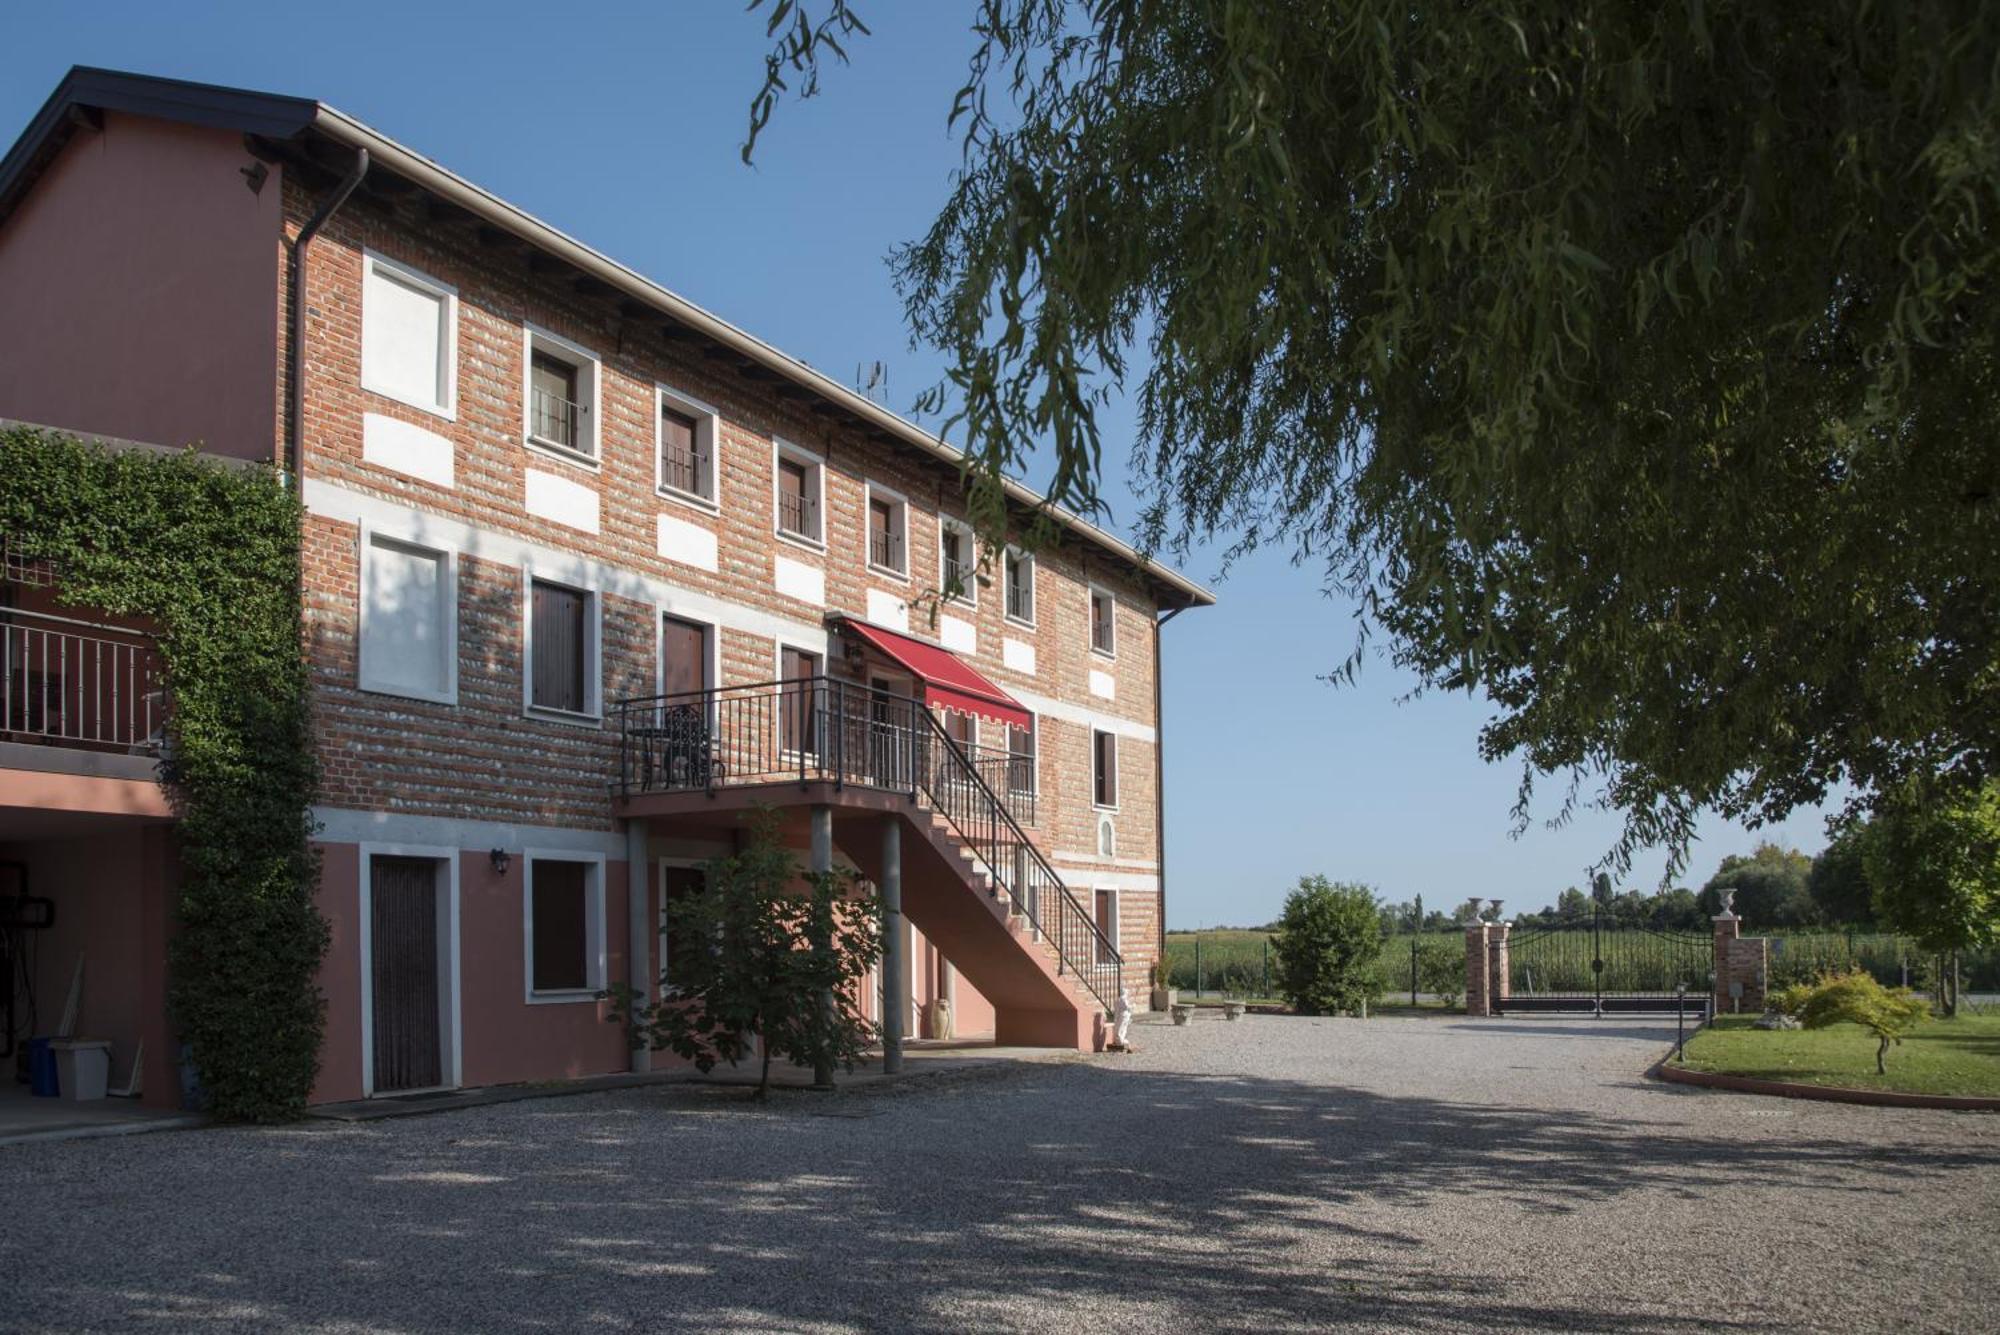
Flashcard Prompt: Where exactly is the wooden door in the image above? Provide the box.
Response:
[371,856,443,1093]
[661,616,707,699]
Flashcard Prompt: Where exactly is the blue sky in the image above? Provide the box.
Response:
[2,3,1840,925]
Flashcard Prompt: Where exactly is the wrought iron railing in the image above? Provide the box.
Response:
[529,387,583,452]
[611,676,1118,1011]
[955,738,1035,825]
[869,529,904,572]
[661,441,708,497]
[1006,579,1032,622]
[779,492,820,541]
[0,607,165,753]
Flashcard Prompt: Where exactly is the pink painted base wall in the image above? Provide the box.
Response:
[312,843,633,1104]
[2,824,178,1108]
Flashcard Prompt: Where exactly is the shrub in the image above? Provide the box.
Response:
[1273,876,1384,1016]
[1414,936,1464,1009]
[1794,969,1931,1074]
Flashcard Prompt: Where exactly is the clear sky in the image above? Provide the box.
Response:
[1,3,1840,926]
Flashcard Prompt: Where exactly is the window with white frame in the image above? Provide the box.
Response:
[866,485,908,576]
[525,855,605,998]
[1089,585,1116,656]
[940,518,976,605]
[1004,548,1035,624]
[359,531,456,704]
[1092,728,1119,808]
[361,253,456,418]
[774,442,824,544]
[523,327,600,462]
[526,575,599,718]
[1006,716,1037,799]
[657,387,720,504]
[1093,888,1119,965]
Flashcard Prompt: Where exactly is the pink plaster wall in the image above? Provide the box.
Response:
[2,829,152,1094]
[0,112,281,459]
[458,851,632,1088]
[311,842,364,1104]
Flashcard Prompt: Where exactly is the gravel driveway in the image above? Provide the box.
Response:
[3,1015,1994,1333]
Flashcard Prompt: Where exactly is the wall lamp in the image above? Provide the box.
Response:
[489,848,511,876]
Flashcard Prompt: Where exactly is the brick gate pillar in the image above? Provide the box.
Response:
[1712,911,1737,1015]
[1465,922,1492,1017]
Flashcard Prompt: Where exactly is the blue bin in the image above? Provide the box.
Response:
[26,1037,58,1097]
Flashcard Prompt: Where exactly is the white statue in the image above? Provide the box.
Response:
[1112,988,1134,1049]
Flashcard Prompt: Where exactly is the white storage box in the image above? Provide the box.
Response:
[51,1039,112,1102]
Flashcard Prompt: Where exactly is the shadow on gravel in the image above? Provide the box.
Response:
[2,1060,1988,1332]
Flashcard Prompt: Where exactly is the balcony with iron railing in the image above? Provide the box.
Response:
[869,528,904,573]
[661,441,709,498]
[779,491,821,542]
[1,606,166,758]
[529,386,584,455]
[611,676,1115,1010]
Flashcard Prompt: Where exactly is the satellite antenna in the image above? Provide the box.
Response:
[856,360,888,404]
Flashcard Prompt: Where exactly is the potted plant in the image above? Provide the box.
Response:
[1150,958,1176,1012]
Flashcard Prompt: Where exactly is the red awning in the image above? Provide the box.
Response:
[836,618,1032,731]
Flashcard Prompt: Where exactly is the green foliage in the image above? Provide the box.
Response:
[1794,970,1932,1075]
[607,812,883,1097]
[0,427,322,1122]
[1862,779,2000,956]
[1413,936,1463,1010]
[1699,844,1817,927]
[1272,877,1383,1016]
[743,2,2000,877]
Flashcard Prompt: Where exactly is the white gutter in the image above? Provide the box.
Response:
[307,104,1214,609]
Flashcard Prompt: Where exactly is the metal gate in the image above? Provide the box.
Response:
[1497,906,1712,1015]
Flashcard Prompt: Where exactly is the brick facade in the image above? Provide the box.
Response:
[284,173,1174,992]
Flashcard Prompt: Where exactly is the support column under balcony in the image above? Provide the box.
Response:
[880,816,904,1075]
[810,803,834,1088]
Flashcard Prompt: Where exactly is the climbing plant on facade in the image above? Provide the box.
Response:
[0,426,324,1122]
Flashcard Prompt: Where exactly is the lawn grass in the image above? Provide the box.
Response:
[1678,1013,2000,1097]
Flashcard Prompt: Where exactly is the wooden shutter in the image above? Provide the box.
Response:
[661,408,699,493]
[370,856,442,1093]
[781,647,819,753]
[661,616,707,698]
[531,580,587,713]
[1095,889,1117,965]
[531,860,589,992]
[1094,730,1117,806]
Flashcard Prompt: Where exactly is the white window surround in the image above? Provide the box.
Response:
[357,523,458,706]
[864,481,910,580]
[520,564,604,724]
[1088,583,1118,659]
[1095,886,1121,954]
[654,608,723,702]
[1092,728,1120,812]
[357,843,462,1097]
[939,516,978,608]
[771,438,827,551]
[521,324,603,468]
[361,251,458,421]
[522,850,608,1004]
[1004,546,1036,628]
[656,384,722,510]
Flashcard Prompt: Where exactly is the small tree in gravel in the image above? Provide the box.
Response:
[606,811,882,1098]
[1274,877,1384,1016]
[1795,970,1930,1075]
